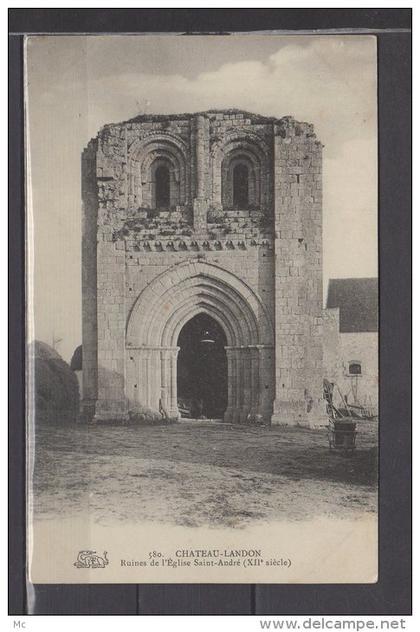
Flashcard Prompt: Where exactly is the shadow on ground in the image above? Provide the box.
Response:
[31,419,378,528]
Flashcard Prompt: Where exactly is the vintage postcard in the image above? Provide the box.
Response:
[25,34,378,583]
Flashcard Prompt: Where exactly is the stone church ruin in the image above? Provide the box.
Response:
[82,109,323,426]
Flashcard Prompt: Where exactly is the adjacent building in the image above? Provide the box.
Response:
[324,278,378,417]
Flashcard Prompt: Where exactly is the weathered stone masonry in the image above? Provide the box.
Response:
[82,109,323,426]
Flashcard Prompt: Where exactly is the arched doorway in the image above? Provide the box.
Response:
[177,313,227,419]
[126,260,274,423]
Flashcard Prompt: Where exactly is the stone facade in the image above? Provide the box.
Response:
[82,109,324,426]
[323,309,378,417]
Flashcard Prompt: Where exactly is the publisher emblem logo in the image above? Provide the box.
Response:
[74,550,109,568]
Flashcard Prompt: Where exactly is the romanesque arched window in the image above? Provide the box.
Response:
[221,152,259,210]
[128,134,188,210]
[155,164,170,208]
[214,133,272,213]
[233,163,249,208]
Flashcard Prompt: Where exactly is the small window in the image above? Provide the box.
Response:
[348,362,362,376]
[155,165,170,208]
[233,163,249,208]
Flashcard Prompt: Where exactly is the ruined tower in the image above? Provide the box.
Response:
[82,109,323,426]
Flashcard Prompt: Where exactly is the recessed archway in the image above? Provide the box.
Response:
[177,313,227,419]
[212,131,273,212]
[126,260,274,423]
[128,133,189,208]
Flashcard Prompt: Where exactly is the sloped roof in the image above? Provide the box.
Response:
[326,278,378,333]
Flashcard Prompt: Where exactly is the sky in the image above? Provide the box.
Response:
[26,35,377,361]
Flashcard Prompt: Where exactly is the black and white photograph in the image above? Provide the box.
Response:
[25,33,378,583]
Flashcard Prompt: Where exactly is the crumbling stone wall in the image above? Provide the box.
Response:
[82,109,323,426]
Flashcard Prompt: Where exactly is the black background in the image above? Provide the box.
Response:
[9,8,412,616]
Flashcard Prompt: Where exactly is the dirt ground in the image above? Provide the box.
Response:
[31,419,378,528]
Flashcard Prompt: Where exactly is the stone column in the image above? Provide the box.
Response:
[193,115,210,234]
[271,119,324,427]
[225,346,242,423]
[258,345,275,424]
[160,348,170,412]
[233,348,243,423]
[168,347,180,419]
[249,346,260,422]
[83,126,129,424]
[240,348,252,422]
[224,347,235,422]
[126,346,179,418]
[195,115,209,199]
[226,345,274,425]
